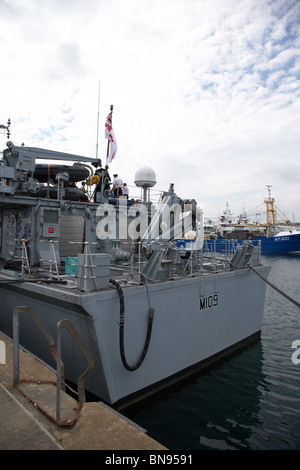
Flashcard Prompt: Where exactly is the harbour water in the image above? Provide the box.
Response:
[124,255,300,450]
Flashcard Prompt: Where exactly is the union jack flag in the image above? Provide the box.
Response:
[105,109,117,165]
[105,111,112,138]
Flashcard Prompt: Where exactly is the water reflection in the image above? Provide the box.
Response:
[125,255,300,450]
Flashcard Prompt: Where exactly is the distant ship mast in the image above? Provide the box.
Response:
[265,185,276,237]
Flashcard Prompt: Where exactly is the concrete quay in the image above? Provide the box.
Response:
[0,331,167,451]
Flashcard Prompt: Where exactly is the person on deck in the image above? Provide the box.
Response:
[103,165,111,193]
[86,167,110,202]
[122,183,129,198]
[80,182,87,193]
[112,174,123,198]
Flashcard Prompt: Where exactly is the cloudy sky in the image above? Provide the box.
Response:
[1,0,299,222]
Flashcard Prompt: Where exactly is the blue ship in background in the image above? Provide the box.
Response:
[203,186,300,255]
[204,231,300,254]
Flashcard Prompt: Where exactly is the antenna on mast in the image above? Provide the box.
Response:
[96,81,100,158]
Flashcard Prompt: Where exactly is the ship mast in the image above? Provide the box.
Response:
[265,185,276,237]
[96,81,100,158]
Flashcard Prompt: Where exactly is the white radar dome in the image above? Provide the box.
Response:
[134,167,156,188]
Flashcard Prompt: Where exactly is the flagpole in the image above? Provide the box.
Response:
[106,104,113,162]
[96,81,100,158]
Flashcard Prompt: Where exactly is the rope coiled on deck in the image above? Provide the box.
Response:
[109,278,154,371]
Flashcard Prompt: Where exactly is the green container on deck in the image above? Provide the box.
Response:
[65,257,78,275]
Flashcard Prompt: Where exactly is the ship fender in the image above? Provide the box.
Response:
[110,278,154,371]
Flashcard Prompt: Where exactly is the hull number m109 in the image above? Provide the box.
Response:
[200,294,218,310]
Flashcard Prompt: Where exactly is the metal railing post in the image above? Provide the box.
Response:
[56,319,94,422]
[56,324,62,423]
[12,308,20,386]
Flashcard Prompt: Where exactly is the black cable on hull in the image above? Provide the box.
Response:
[110,278,154,371]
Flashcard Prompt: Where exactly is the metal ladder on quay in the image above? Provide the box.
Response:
[12,306,94,427]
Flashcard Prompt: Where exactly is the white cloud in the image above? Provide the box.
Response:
[0,0,299,222]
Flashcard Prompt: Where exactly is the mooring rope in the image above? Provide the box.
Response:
[248,265,300,309]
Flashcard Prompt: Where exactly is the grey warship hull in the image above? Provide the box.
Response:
[0,263,269,406]
[0,139,270,408]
